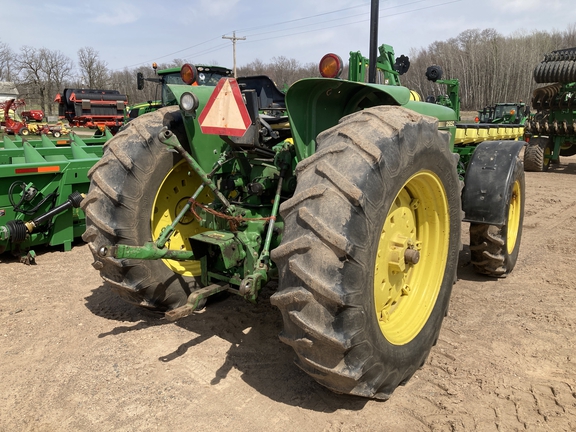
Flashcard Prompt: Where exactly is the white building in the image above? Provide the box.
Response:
[0,81,19,103]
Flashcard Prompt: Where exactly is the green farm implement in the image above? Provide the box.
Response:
[523,47,576,171]
[81,1,525,400]
[477,102,530,125]
[423,65,526,170]
[0,131,111,262]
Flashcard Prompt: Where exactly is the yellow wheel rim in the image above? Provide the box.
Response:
[506,180,521,254]
[151,159,212,276]
[544,145,552,166]
[374,171,450,345]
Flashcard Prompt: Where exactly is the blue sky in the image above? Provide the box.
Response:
[1,0,575,73]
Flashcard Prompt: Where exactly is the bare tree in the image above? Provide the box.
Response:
[0,40,14,81]
[12,46,74,114]
[237,57,318,90]
[77,47,109,88]
[109,68,142,105]
[238,58,268,77]
[402,26,576,112]
[44,50,74,115]
[13,46,50,112]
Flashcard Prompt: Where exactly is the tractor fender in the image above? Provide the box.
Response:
[461,140,526,226]
[285,78,411,161]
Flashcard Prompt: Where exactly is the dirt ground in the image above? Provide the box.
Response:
[1,156,576,432]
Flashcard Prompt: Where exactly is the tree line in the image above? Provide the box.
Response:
[1,24,575,117]
[401,25,576,112]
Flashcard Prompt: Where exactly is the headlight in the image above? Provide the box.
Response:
[180,92,199,113]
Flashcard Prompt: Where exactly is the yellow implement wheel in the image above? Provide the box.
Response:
[374,171,449,345]
[152,159,212,276]
[469,154,525,277]
[543,144,552,169]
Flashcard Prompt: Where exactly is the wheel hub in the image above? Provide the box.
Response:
[152,159,212,276]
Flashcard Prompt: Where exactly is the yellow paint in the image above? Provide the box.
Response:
[373,170,450,345]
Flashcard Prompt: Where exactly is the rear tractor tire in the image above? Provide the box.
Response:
[469,155,525,277]
[524,137,552,172]
[271,106,461,399]
[81,107,212,311]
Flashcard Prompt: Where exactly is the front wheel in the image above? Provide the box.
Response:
[469,155,525,276]
[52,131,61,138]
[271,106,461,399]
[19,128,29,136]
[560,142,576,157]
[524,136,552,171]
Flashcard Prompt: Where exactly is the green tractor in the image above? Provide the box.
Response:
[524,47,576,171]
[81,7,525,400]
[477,102,530,125]
[125,100,163,123]
[131,63,234,119]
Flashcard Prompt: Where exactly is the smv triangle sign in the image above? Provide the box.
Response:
[198,78,252,137]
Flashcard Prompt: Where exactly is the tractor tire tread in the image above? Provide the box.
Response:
[524,138,547,172]
[81,106,193,311]
[271,106,460,400]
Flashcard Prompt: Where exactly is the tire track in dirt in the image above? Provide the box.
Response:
[1,158,576,431]
[389,158,576,431]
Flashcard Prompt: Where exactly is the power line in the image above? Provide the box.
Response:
[121,36,223,70]
[233,1,371,33]
[114,3,369,70]
[119,0,462,70]
[242,0,462,44]
[241,0,433,38]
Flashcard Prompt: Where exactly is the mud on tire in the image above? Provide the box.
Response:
[270,106,461,399]
[81,107,198,311]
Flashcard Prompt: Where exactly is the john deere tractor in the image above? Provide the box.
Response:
[131,63,234,119]
[82,8,525,400]
[524,47,576,171]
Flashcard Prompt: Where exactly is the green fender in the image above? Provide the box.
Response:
[461,140,526,226]
[285,78,458,162]
[285,78,409,161]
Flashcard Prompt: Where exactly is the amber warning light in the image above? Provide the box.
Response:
[319,53,343,78]
[181,64,198,85]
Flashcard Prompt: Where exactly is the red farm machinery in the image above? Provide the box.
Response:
[1,99,68,137]
[55,89,128,134]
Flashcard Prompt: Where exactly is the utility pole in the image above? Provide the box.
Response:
[222,31,246,78]
[368,0,379,84]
